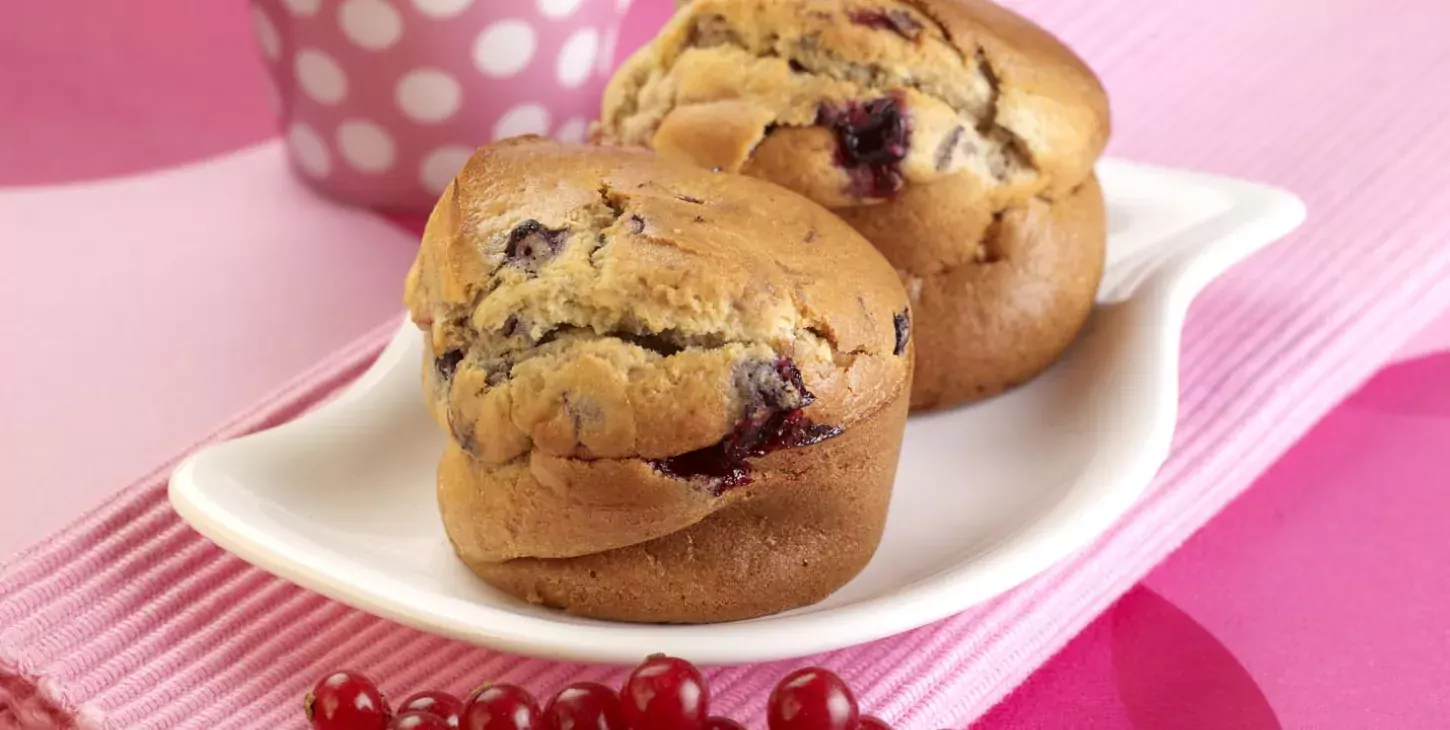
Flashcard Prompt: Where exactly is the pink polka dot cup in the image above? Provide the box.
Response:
[250,0,636,211]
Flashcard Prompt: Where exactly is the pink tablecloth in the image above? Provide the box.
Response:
[4,0,1450,728]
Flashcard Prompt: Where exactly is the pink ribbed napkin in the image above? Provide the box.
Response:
[7,0,1450,728]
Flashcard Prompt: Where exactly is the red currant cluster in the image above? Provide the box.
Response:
[305,655,891,730]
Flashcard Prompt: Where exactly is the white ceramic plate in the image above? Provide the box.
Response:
[169,159,1305,666]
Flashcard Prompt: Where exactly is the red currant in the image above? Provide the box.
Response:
[400,691,463,727]
[621,655,710,730]
[704,717,747,730]
[390,712,451,730]
[860,716,892,730]
[461,684,542,730]
[542,682,628,730]
[767,668,859,730]
[306,670,391,730]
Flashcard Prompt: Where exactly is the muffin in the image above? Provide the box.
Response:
[404,137,912,623]
[596,0,1110,409]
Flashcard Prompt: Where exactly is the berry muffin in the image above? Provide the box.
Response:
[404,137,912,623]
[596,0,1110,409]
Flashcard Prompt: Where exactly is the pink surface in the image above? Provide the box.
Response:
[0,146,419,555]
[980,353,1450,728]
[1397,313,1450,363]
[0,0,274,185]
[4,0,1450,728]
[5,289,1450,729]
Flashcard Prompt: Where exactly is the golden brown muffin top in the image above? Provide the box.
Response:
[598,0,1109,207]
[404,137,911,471]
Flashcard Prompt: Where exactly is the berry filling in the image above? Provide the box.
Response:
[652,358,842,494]
[739,357,814,411]
[504,220,568,273]
[819,95,911,199]
[847,9,923,40]
[893,310,911,356]
[653,410,842,494]
[435,349,465,381]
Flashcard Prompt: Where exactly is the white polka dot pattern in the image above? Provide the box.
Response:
[340,0,404,50]
[493,104,552,140]
[287,122,332,177]
[537,0,585,18]
[295,49,349,105]
[251,5,282,61]
[555,28,598,88]
[264,76,283,115]
[337,120,397,172]
[473,20,537,78]
[280,0,322,17]
[554,117,589,143]
[597,27,618,75]
[395,68,463,124]
[420,146,476,194]
[255,0,636,209]
[410,0,473,18]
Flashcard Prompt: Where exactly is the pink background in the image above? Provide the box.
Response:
[3,0,1449,726]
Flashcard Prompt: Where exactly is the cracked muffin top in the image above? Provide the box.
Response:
[597,0,1109,207]
[404,137,911,477]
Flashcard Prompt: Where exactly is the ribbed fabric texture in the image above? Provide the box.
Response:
[6,0,1450,727]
